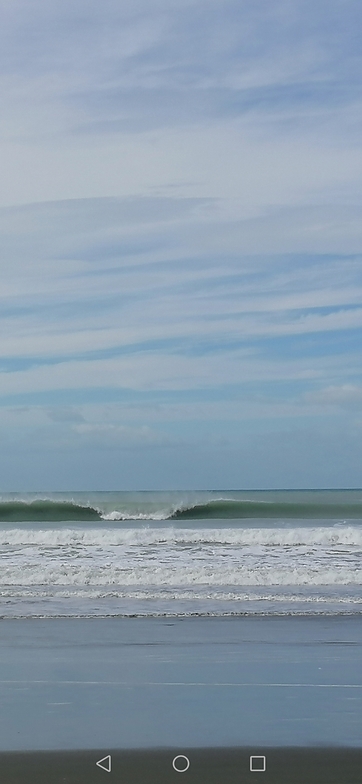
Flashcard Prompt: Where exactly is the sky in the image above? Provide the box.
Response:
[0,0,362,490]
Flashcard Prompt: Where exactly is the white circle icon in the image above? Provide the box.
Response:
[172,755,190,773]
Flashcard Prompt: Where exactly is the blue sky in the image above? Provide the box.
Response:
[1,0,362,489]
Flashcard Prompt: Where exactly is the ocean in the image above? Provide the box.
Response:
[1,489,362,619]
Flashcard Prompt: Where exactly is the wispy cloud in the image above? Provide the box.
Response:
[305,384,362,408]
[0,0,361,487]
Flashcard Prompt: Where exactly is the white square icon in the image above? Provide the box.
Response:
[250,755,266,772]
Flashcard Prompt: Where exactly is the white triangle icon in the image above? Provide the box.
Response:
[96,755,112,773]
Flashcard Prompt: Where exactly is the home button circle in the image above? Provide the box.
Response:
[172,755,190,773]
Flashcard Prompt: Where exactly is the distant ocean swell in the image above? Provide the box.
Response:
[1,497,362,521]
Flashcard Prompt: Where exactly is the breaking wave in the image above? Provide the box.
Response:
[1,490,362,616]
[1,496,362,522]
[1,525,362,546]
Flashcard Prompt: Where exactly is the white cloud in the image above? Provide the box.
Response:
[0,346,359,398]
[305,385,362,408]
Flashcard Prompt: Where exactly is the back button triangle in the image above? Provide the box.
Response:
[96,755,112,773]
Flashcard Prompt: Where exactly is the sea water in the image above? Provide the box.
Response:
[1,489,362,618]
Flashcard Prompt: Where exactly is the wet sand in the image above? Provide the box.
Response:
[0,616,361,766]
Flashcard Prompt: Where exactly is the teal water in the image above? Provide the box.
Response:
[0,489,362,521]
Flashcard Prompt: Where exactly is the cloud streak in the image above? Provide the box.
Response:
[0,0,361,487]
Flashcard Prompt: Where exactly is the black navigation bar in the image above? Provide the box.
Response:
[0,748,361,783]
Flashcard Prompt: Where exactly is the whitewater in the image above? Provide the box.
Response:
[1,490,362,618]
